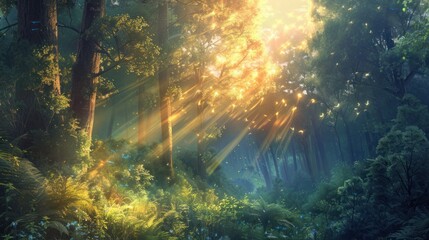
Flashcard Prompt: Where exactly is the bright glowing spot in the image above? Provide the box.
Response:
[216,55,227,64]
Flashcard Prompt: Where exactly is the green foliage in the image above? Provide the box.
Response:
[390,208,429,240]
[88,14,160,76]
[306,95,429,239]
[245,199,294,232]
[0,155,95,239]
[372,126,429,209]
[0,0,14,14]
[102,198,169,240]
[88,140,154,192]
[29,118,91,172]
[0,42,68,137]
[393,94,429,132]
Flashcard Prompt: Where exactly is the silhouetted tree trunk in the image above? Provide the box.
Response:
[157,1,174,180]
[363,112,375,157]
[291,140,298,172]
[311,115,328,175]
[71,0,105,140]
[269,147,280,179]
[195,69,206,177]
[137,80,146,145]
[16,0,60,133]
[258,155,272,189]
[333,114,345,162]
[281,159,288,182]
[107,103,116,139]
[341,113,356,163]
[299,135,315,181]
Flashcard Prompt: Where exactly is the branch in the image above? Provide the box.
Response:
[94,41,115,62]
[404,70,416,85]
[57,23,80,34]
[0,23,17,32]
[349,79,399,97]
[93,61,123,78]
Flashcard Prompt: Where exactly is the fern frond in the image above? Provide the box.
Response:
[390,208,429,240]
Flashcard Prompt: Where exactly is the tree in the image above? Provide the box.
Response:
[156,0,174,180]
[14,0,63,135]
[172,0,274,176]
[311,0,428,98]
[305,0,429,166]
[70,0,105,141]
[70,1,158,141]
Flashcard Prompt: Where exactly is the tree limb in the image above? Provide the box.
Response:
[0,23,17,32]
[57,23,80,34]
[93,60,123,78]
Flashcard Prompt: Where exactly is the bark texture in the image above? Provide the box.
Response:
[16,0,61,133]
[157,1,174,179]
[71,0,105,140]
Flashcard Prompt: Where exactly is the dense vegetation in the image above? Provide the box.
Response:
[1,0,429,239]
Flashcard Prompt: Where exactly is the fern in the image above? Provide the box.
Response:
[390,208,429,240]
[0,154,95,238]
[246,198,295,233]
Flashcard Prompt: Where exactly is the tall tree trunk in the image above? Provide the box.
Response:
[311,115,328,175]
[364,111,375,157]
[281,159,288,182]
[71,0,105,140]
[195,70,206,177]
[16,0,60,133]
[292,140,298,172]
[157,1,174,180]
[300,136,315,181]
[137,80,146,145]
[18,0,60,94]
[341,113,356,163]
[107,102,116,139]
[106,92,119,139]
[333,114,345,162]
[258,155,272,189]
[269,147,280,179]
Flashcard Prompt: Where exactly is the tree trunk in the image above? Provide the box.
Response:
[258,155,272,189]
[137,81,146,145]
[269,147,280,179]
[157,1,174,180]
[333,114,345,162]
[311,115,328,175]
[300,136,315,181]
[281,159,288,182]
[18,0,60,94]
[107,103,116,139]
[292,141,298,172]
[71,0,105,140]
[16,0,60,133]
[341,113,356,163]
[364,111,375,157]
[195,70,206,177]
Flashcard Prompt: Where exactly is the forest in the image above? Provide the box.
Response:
[1,0,429,239]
